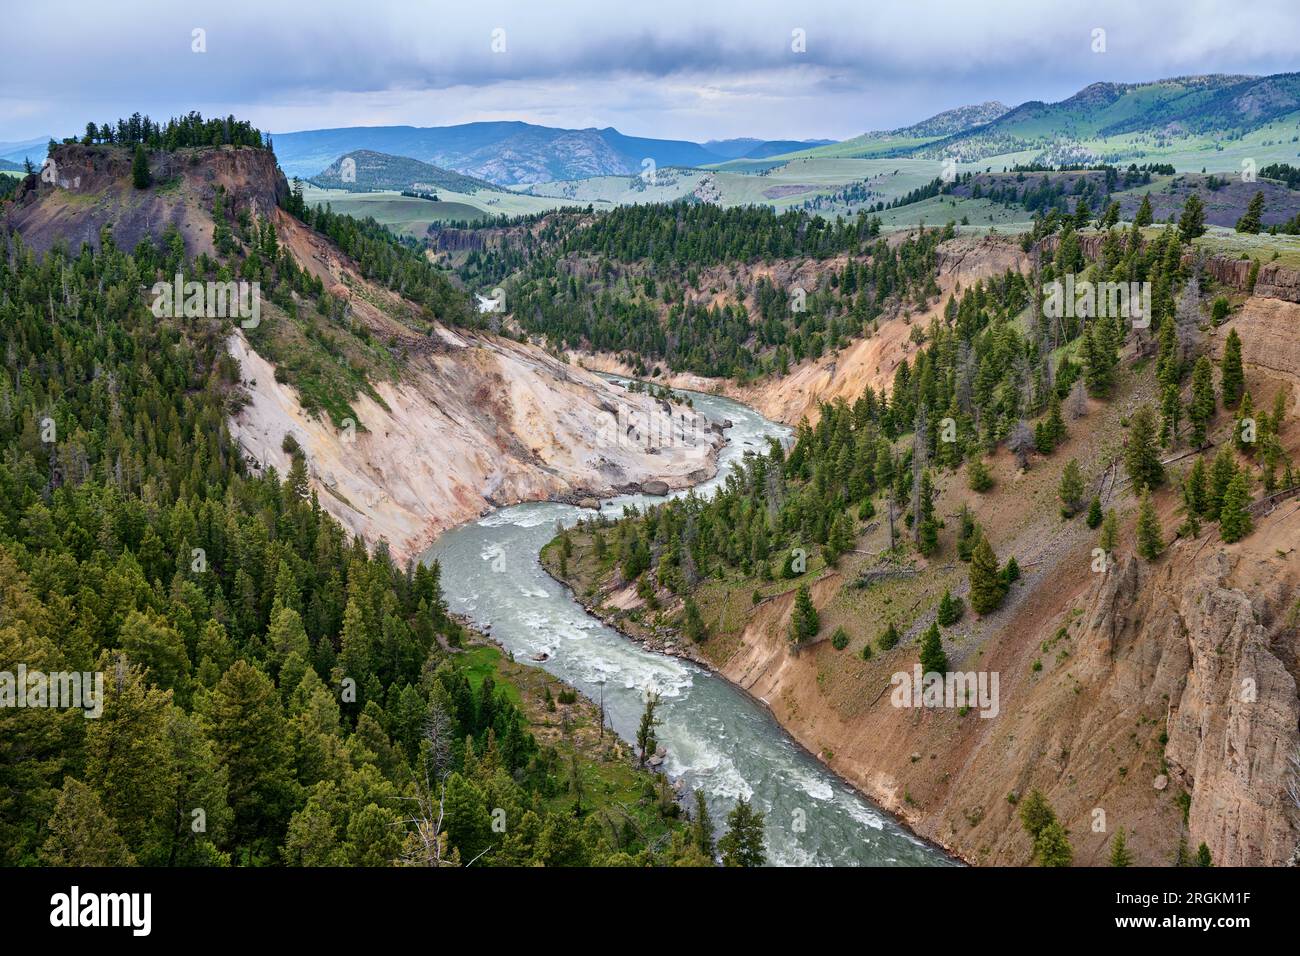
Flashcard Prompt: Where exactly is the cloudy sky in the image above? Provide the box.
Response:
[2,0,1297,144]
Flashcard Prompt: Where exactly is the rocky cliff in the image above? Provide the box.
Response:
[704,297,1300,866]
[4,143,721,564]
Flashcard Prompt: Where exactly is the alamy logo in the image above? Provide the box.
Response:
[151,273,260,328]
[598,402,704,451]
[890,665,1000,718]
[50,886,151,936]
[1043,275,1150,328]
[0,665,103,718]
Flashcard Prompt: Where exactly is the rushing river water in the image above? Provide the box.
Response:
[424,380,952,866]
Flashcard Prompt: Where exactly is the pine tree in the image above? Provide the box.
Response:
[1059,458,1085,517]
[39,779,136,866]
[1233,392,1256,454]
[936,589,963,626]
[1187,355,1216,447]
[132,144,152,189]
[442,772,493,863]
[1195,842,1214,867]
[1086,495,1103,529]
[205,660,297,857]
[1136,492,1164,560]
[1037,393,1066,453]
[1100,199,1121,229]
[1100,509,1119,553]
[1220,329,1245,407]
[789,584,819,644]
[718,798,766,867]
[692,789,716,860]
[1124,405,1164,491]
[827,626,848,651]
[969,535,1005,615]
[1235,191,1264,234]
[1178,194,1206,242]
[1083,323,1114,397]
[1018,789,1055,839]
[877,621,901,651]
[1207,446,1238,520]
[1160,382,1182,447]
[918,622,948,674]
[1109,828,1133,867]
[682,597,707,642]
[826,511,854,564]
[1036,820,1074,866]
[1183,456,1209,517]
[636,693,660,767]
[1018,789,1073,866]
[967,457,993,492]
[1218,472,1253,543]
[1135,193,1153,227]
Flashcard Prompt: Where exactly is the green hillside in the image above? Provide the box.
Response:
[310,149,504,194]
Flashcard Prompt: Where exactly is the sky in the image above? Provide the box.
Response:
[2,0,1298,145]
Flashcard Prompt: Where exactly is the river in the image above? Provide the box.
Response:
[423,379,953,866]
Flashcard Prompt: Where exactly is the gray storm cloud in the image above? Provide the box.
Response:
[1,0,1297,141]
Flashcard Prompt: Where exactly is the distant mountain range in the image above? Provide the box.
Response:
[0,136,50,167]
[919,72,1300,163]
[12,71,1295,192]
[702,137,836,159]
[271,122,834,185]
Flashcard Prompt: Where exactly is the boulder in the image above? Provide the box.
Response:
[642,480,670,496]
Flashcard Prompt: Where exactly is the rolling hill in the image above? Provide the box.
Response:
[271,122,834,185]
[772,102,1012,160]
[309,149,503,194]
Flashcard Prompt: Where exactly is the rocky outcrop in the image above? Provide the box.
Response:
[1160,552,1299,866]
[5,142,724,565]
[1221,298,1300,406]
[6,143,287,259]
[228,328,722,563]
[1037,232,1300,304]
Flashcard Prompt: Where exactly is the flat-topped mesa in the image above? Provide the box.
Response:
[7,142,288,258]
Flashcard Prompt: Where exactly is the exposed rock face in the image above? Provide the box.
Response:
[1254,262,1300,306]
[5,142,721,566]
[7,144,286,258]
[1161,553,1299,865]
[696,293,1300,866]
[1069,548,1300,866]
[1038,232,1300,304]
[228,328,721,563]
[1221,298,1300,405]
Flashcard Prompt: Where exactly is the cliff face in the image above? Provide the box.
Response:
[6,143,287,258]
[5,143,721,564]
[1158,550,1300,865]
[228,326,721,563]
[696,294,1300,866]
[1039,231,1300,305]
[709,478,1299,868]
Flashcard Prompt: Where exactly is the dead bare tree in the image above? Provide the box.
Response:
[398,701,461,867]
[1009,419,1034,470]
